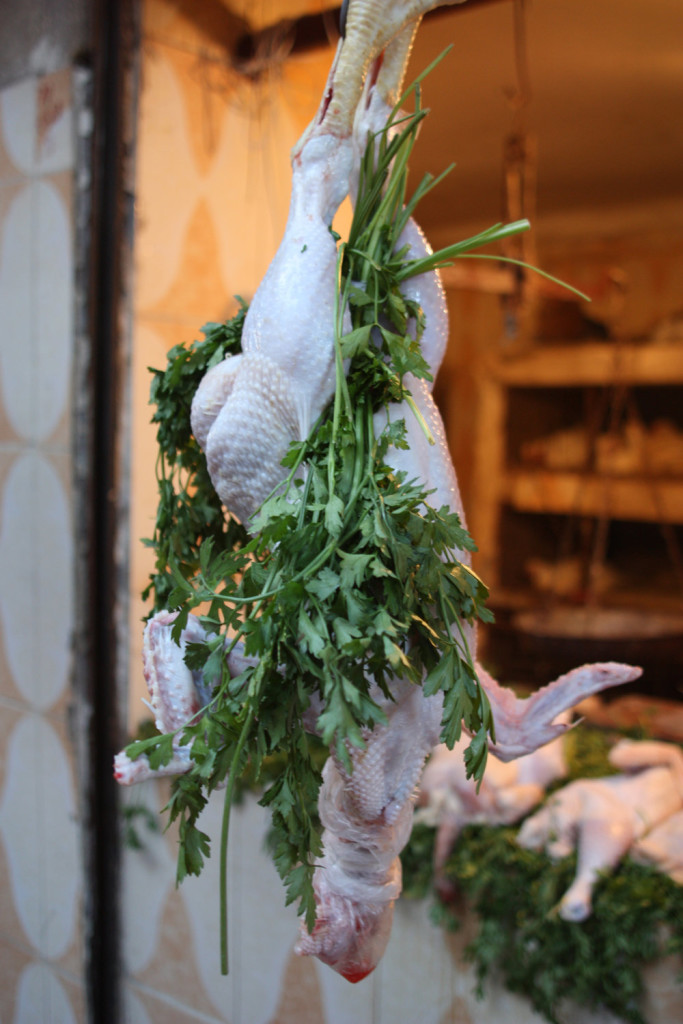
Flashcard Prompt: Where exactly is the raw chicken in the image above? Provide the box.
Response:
[189,0,460,529]
[296,676,442,982]
[114,611,253,785]
[415,719,568,894]
[189,129,350,527]
[275,9,638,979]
[294,23,464,981]
[475,661,640,762]
[118,0,641,982]
[631,809,683,884]
[600,739,683,884]
[517,739,683,921]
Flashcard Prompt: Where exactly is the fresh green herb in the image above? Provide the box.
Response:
[433,827,683,1024]
[562,722,620,783]
[131,75,534,976]
[142,307,249,613]
[121,802,160,852]
[400,821,439,901]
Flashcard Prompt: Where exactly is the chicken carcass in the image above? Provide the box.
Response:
[189,0,461,529]
[119,0,640,983]
[517,739,683,921]
[631,809,683,884]
[415,718,569,895]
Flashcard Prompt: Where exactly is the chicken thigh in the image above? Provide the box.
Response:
[632,809,683,884]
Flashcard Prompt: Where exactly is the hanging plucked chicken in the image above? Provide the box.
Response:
[116,0,640,983]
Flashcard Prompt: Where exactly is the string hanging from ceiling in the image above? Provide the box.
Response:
[500,0,538,342]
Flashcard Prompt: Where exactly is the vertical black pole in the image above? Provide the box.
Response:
[85,0,138,1019]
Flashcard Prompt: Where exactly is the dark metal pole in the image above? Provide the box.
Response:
[83,0,139,1019]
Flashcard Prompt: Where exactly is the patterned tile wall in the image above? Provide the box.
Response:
[0,69,86,1022]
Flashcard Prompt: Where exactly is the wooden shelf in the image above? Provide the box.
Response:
[504,469,683,524]
[489,341,683,387]
[490,586,683,616]
[470,334,683,601]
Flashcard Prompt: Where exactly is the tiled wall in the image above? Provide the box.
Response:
[0,70,87,1021]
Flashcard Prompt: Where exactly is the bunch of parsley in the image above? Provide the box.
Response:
[126,68,540,974]
[141,306,249,613]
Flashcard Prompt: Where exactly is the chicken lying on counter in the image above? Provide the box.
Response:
[517,739,683,922]
[117,0,641,983]
[415,717,569,896]
[632,809,683,884]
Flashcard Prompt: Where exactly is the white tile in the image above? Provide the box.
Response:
[0,78,36,177]
[375,898,456,1024]
[33,177,73,440]
[14,963,78,1024]
[195,794,249,1017]
[229,797,304,1024]
[0,179,73,442]
[121,781,175,974]
[0,715,80,958]
[0,451,74,710]
[314,958,376,1024]
[0,184,32,435]
[0,73,73,178]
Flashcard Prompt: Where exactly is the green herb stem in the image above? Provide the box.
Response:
[403,392,435,445]
[453,252,592,302]
[395,220,531,280]
[220,702,256,975]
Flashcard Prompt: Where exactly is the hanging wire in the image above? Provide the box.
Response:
[510,0,532,114]
[501,0,538,341]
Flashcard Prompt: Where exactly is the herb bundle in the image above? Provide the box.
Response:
[126,73,543,975]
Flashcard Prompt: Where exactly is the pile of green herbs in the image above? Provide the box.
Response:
[126,69,542,976]
[401,727,683,1024]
